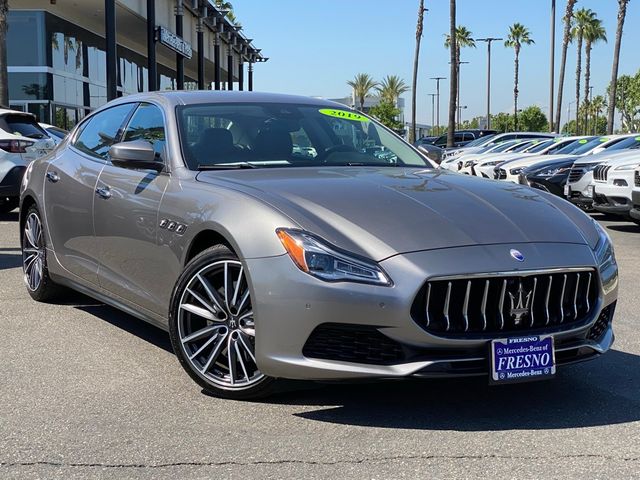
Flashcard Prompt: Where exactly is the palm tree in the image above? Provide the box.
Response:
[445,26,475,127]
[571,8,596,135]
[377,75,410,106]
[554,0,577,133]
[583,16,607,131]
[505,23,535,131]
[607,0,630,134]
[447,0,457,147]
[410,0,427,144]
[0,0,8,107]
[590,95,607,134]
[347,73,378,112]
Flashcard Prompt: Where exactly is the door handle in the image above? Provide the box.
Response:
[46,171,59,183]
[95,186,112,199]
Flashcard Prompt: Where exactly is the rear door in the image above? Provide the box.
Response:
[43,103,136,285]
[94,102,170,315]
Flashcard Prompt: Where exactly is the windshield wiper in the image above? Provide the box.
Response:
[197,162,258,170]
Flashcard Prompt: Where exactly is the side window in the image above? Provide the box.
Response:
[73,103,135,160]
[122,103,166,158]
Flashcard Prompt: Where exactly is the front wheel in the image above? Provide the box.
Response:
[169,245,276,400]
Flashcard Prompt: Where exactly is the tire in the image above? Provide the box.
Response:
[169,245,277,400]
[22,204,63,302]
[0,197,19,214]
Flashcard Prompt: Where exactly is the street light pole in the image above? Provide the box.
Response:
[430,76,446,135]
[476,37,502,130]
[428,93,437,135]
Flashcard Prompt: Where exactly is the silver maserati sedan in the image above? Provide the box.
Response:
[19,92,618,399]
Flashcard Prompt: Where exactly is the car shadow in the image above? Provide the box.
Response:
[75,302,173,354]
[264,350,640,431]
[0,247,23,270]
[606,223,640,234]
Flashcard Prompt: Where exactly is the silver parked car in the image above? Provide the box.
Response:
[20,92,618,399]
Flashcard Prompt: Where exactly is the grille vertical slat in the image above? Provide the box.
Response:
[444,282,452,331]
[462,280,471,332]
[481,279,489,331]
[499,279,507,330]
[415,270,598,337]
[545,276,553,325]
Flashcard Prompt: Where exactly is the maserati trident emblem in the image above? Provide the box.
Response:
[510,249,525,262]
[508,281,533,325]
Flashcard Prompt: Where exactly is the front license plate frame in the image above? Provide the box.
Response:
[564,184,571,197]
[490,335,556,384]
[586,184,595,198]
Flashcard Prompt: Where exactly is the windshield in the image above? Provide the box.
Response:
[1,114,49,139]
[565,136,617,155]
[525,139,554,153]
[507,141,535,153]
[177,103,431,170]
[465,134,496,147]
[604,135,640,151]
[487,140,518,153]
[555,137,596,154]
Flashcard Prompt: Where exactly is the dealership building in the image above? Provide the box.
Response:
[7,0,266,129]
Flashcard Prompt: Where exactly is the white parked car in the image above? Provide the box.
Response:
[440,139,521,172]
[459,139,547,176]
[629,164,640,223]
[472,136,588,179]
[566,134,640,208]
[440,131,556,164]
[592,150,640,220]
[492,136,592,182]
[0,110,56,213]
[39,123,68,145]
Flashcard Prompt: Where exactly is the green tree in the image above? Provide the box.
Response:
[607,0,631,134]
[347,73,378,112]
[607,72,640,132]
[369,100,403,130]
[505,23,535,131]
[214,1,240,26]
[572,8,597,134]
[410,0,427,143]
[583,15,607,130]
[377,75,409,106]
[519,106,549,132]
[491,112,515,133]
[445,26,476,128]
[555,0,577,133]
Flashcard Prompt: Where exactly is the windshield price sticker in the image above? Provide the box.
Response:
[319,109,368,122]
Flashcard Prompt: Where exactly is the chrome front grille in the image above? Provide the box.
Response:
[593,165,611,182]
[635,170,640,187]
[568,166,586,183]
[413,270,599,337]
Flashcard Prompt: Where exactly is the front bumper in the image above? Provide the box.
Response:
[593,181,634,216]
[568,171,595,207]
[247,242,617,381]
[521,174,567,197]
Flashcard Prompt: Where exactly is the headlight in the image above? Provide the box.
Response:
[482,160,502,167]
[537,166,570,177]
[614,162,640,171]
[593,220,616,270]
[510,167,523,175]
[464,160,476,168]
[276,228,392,286]
[583,162,601,172]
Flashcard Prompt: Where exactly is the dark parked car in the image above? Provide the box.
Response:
[431,129,498,148]
[518,157,577,197]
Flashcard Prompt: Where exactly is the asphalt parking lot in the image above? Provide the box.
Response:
[0,209,639,479]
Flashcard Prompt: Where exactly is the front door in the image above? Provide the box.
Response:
[44,103,136,285]
[94,103,170,315]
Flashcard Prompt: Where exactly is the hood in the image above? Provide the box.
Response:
[197,167,599,261]
[574,149,638,166]
[527,157,576,174]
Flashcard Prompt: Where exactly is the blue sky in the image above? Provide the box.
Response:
[233,0,639,127]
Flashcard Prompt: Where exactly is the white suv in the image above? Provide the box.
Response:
[565,134,640,208]
[592,150,640,219]
[0,109,56,213]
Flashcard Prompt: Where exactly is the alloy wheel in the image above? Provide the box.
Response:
[23,212,45,292]
[177,260,263,390]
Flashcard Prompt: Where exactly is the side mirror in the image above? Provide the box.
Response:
[109,140,164,171]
